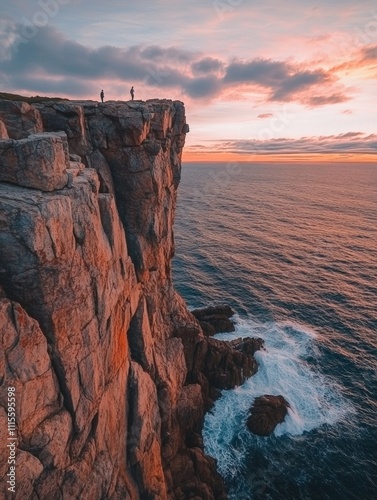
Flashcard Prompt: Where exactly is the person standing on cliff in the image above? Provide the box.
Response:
[100,90,104,103]
[130,86,135,100]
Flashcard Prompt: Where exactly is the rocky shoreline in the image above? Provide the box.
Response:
[0,98,263,499]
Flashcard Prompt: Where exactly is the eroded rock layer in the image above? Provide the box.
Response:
[0,99,260,499]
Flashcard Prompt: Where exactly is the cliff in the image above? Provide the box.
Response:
[0,99,259,499]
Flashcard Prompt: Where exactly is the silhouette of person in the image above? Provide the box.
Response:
[130,86,135,101]
[100,90,104,103]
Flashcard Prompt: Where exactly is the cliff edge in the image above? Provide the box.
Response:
[0,99,259,499]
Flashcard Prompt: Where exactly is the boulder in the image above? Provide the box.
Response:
[0,132,69,191]
[230,337,264,355]
[191,305,234,320]
[191,304,235,335]
[246,395,290,436]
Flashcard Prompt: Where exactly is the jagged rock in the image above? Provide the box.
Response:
[247,395,290,436]
[202,337,259,391]
[192,304,236,334]
[174,325,261,409]
[0,300,63,439]
[230,337,265,355]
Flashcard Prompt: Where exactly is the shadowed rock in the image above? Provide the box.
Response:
[0,99,43,139]
[175,326,264,410]
[230,337,264,356]
[191,304,235,335]
[247,395,290,436]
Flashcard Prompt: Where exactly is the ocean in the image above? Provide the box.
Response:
[172,162,377,500]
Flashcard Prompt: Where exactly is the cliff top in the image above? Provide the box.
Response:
[0,91,68,104]
[0,92,182,107]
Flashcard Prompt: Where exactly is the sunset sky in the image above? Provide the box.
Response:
[0,0,376,161]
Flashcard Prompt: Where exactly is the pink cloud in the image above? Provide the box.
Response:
[0,24,368,108]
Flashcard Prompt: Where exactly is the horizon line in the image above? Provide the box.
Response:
[182,152,377,163]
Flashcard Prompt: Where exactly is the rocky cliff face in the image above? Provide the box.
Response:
[0,99,259,499]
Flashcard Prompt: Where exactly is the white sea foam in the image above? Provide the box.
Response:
[203,316,354,479]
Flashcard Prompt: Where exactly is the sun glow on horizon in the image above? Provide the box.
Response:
[182,151,377,163]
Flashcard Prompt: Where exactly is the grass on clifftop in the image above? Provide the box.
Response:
[0,92,68,104]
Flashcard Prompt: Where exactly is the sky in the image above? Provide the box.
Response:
[0,0,376,162]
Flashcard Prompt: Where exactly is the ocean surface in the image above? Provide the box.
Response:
[172,162,377,500]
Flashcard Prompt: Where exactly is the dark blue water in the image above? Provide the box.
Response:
[172,162,377,500]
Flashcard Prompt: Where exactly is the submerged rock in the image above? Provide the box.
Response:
[246,395,290,436]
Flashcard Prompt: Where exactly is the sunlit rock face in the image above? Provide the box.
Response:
[0,99,260,499]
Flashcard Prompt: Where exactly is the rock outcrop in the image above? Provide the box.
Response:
[0,132,69,191]
[0,98,262,499]
[191,305,236,336]
[246,395,290,436]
